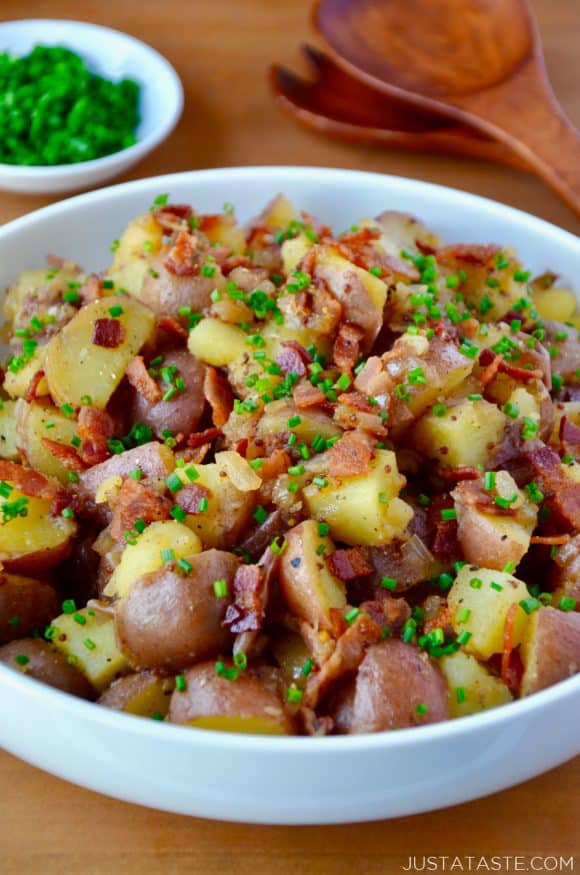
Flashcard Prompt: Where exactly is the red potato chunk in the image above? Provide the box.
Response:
[129,349,207,439]
[521,607,580,696]
[346,640,449,733]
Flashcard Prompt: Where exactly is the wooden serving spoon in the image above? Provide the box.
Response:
[271,44,529,170]
[314,0,580,215]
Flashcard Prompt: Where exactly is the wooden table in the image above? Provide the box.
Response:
[0,0,578,870]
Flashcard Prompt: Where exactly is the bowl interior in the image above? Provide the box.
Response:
[0,19,182,151]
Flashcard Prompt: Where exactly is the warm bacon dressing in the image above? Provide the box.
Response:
[0,193,578,734]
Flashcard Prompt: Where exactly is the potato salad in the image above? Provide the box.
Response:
[0,194,578,734]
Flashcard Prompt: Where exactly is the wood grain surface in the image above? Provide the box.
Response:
[0,0,578,870]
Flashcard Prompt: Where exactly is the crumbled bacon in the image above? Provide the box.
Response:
[435,465,482,482]
[223,563,264,633]
[24,369,47,402]
[126,356,162,404]
[175,483,211,514]
[423,602,454,637]
[524,443,580,531]
[531,533,571,545]
[276,340,312,377]
[50,486,77,518]
[353,355,392,398]
[360,596,411,631]
[79,274,103,305]
[157,315,189,340]
[0,461,57,500]
[478,349,503,387]
[328,429,375,478]
[92,318,124,349]
[188,427,221,448]
[333,322,364,373]
[327,547,373,581]
[164,230,199,276]
[42,438,87,472]
[203,367,233,428]
[303,613,382,709]
[76,406,114,466]
[436,243,499,266]
[292,382,327,409]
[154,204,193,234]
[110,478,171,541]
[259,449,290,480]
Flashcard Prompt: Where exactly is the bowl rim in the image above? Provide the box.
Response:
[0,164,578,753]
[0,18,184,178]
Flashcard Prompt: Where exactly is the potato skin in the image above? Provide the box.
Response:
[114,549,240,672]
[345,640,449,733]
[521,607,580,696]
[129,349,207,439]
[0,638,93,699]
[98,671,174,717]
[0,573,59,644]
[140,255,219,316]
[169,660,295,734]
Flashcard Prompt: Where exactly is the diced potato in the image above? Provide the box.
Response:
[372,211,441,257]
[314,245,388,315]
[202,214,245,254]
[108,213,164,296]
[258,399,341,444]
[281,233,313,274]
[0,484,76,574]
[258,194,296,229]
[304,449,413,547]
[453,472,537,571]
[440,650,513,717]
[279,520,346,630]
[532,287,577,323]
[45,296,155,409]
[0,401,19,460]
[412,398,506,467]
[98,672,174,717]
[3,345,48,399]
[104,520,202,600]
[15,401,79,483]
[187,318,249,366]
[51,607,129,692]
[507,386,540,423]
[270,628,312,684]
[551,401,580,447]
[178,451,260,548]
[4,263,83,324]
[448,566,530,660]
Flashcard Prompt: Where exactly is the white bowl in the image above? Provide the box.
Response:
[0,20,183,194]
[0,167,578,824]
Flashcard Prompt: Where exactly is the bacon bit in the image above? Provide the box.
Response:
[41,439,87,472]
[303,613,382,709]
[354,355,392,398]
[328,429,375,478]
[327,547,373,582]
[525,443,580,531]
[235,438,249,457]
[259,449,290,480]
[415,239,437,256]
[276,340,312,377]
[157,315,188,341]
[0,461,56,500]
[164,230,199,276]
[360,597,411,631]
[126,356,162,404]
[300,210,332,240]
[92,318,125,349]
[435,465,481,482]
[223,564,264,633]
[221,254,254,274]
[110,478,171,541]
[158,204,193,221]
[79,274,103,305]
[460,318,480,340]
[77,406,114,441]
[203,367,233,428]
[424,603,454,637]
[436,243,499,266]
[175,483,211,514]
[328,607,348,638]
[245,225,272,250]
[292,382,327,409]
[560,415,580,453]
[50,486,77,518]
[337,391,375,413]
[24,369,47,402]
[432,515,461,558]
[498,360,543,383]
[333,322,364,373]
[187,427,221,449]
[78,439,109,467]
[184,443,211,465]
[531,533,571,545]
[301,708,334,737]
[479,350,503,387]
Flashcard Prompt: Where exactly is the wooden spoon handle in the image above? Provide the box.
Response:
[469,62,580,217]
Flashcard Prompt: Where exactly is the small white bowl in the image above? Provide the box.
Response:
[0,20,183,195]
[0,167,578,824]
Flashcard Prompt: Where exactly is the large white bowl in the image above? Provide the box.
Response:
[0,20,183,194]
[0,167,578,824]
